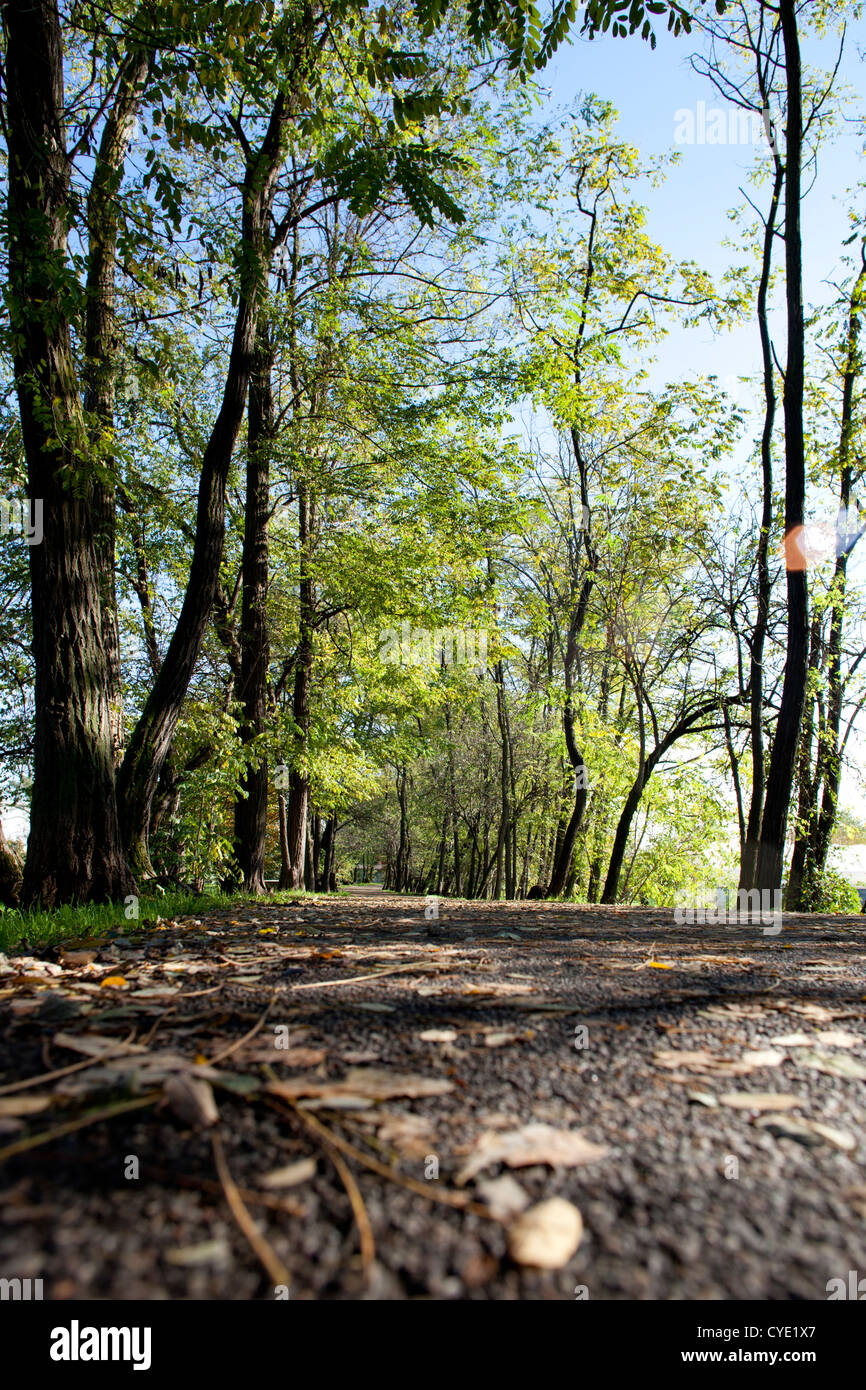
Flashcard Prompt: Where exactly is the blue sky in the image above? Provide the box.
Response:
[542,13,865,394]
[538,15,866,830]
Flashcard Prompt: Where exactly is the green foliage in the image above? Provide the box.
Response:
[805,867,862,915]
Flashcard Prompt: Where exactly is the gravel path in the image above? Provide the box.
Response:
[1,893,864,1300]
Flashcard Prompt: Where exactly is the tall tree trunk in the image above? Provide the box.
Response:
[740,156,784,890]
[322,817,336,891]
[117,96,290,877]
[755,0,809,893]
[284,477,315,887]
[4,0,134,905]
[789,250,866,902]
[395,767,410,891]
[277,791,291,889]
[445,704,461,894]
[786,618,822,908]
[547,605,590,897]
[233,323,274,893]
[809,258,866,883]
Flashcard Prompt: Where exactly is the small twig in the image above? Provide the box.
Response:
[0,1093,159,1164]
[326,1145,376,1276]
[208,994,275,1065]
[289,962,447,992]
[151,1164,306,1217]
[272,1098,499,1222]
[211,1130,292,1289]
[0,1043,139,1098]
[141,1009,175,1046]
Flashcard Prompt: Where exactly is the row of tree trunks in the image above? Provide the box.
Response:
[116,96,290,880]
[5,0,319,904]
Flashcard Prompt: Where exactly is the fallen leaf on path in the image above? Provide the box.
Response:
[796,1050,866,1080]
[507,1198,583,1269]
[270,1068,453,1103]
[372,1112,436,1156]
[475,1174,530,1219]
[259,1158,317,1189]
[687,1091,719,1107]
[843,1185,866,1219]
[0,1094,53,1117]
[456,1123,608,1186]
[654,1047,785,1076]
[813,1030,861,1049]
[58,950,98,967]
[163,1073,219,1128]
[718,1092,801,1112]
[755,1116,856,1151]
[166,1239,230,1267]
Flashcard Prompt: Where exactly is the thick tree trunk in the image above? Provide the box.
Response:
[233,324,274,893]
[4,0,134,905]
[786,618,821,909]
[321,817,337,892]
[547,608,590,897]
[755,0,809,893]
[394,768,410,892]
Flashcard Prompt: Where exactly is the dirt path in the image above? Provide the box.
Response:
[1,894,865,1300]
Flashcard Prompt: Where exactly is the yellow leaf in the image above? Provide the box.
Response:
[649,961,673,970]
[100,975,128,989]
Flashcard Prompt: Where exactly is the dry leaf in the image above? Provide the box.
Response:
[374,1112,436,1157]
[99,975,128,989]
[270,1068,453,1103]
[164,1073,219,1128]
[843,1185,866,1219]
[718,1092,802,1112]
[508,1198,583,1269]
[475,1174,530,1220]
[58,950,98,967]
[0,1094,53,1117]
[456,1123,608,1186]
[755,1116,856,1152]
[259,1158,317,1189]
[166,1239,229,1266]
[796,1050,866,1080]
[814,1030,861,1049]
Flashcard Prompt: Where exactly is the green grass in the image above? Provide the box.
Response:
[0,885,350,952]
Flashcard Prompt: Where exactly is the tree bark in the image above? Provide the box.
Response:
[740,155,784,889]
[755,0,809,893]
[233,323,274,893]
[4,0,134,904]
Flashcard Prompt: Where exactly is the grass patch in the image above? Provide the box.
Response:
[0,886,350,952]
